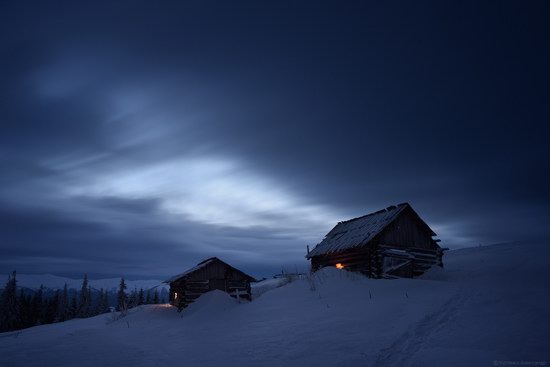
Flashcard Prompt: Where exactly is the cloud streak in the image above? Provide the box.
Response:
[1,1,549,278]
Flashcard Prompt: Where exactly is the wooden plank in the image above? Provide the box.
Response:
[185,292,207,297]
[185,284,209,289]
[379,245,440,254]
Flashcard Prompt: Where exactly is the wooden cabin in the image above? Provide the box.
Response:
[165,257,256,310]
[306,203,446,278]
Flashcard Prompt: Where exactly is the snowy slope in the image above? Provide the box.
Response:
[1,241,549,367]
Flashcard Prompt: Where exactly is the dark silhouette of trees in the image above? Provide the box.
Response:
[95,288,109,315]
[116,278,128,312]
[138,288,145,306]
[0,271,19,332]
[57,283,69,322]
[78,274,91,318]
[18,290,33,329]
[0,272,163,332]
[70,293,78,319]
[43,290,59,324]
[31,286,44,324]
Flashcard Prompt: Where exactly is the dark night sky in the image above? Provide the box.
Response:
[1,1,549,279]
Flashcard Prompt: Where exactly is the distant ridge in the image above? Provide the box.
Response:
[0,273,168,292]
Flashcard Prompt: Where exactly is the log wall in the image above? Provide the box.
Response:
[169,260,253,310]
[377,206,438,250]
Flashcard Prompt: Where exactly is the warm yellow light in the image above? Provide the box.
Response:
[335,263,344,269]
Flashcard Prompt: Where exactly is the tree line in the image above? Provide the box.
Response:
[0,271,165,333]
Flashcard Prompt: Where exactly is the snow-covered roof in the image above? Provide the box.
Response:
[164,258,218,283]
[165,257,256,283]
[307,203,411,258]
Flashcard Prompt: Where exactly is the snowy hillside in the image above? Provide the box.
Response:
[0,274,168,293]
[1,241,549,367]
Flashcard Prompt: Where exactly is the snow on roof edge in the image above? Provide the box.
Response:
[165,257,256,283]
[306,203,410,258]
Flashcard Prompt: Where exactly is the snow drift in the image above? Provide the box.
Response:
[1,241,549,367]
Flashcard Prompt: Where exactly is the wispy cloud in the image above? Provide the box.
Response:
[64,155,339,237]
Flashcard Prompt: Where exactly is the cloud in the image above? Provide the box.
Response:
[63,155,338,231]
[1,0,549,279]
[0,192,313,279]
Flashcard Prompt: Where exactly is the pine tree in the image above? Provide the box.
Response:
[44,290,59,324]
[117,278,127,312]
[145,291,151,304]
[87,286,93,314]
[57,283,69,322]
[69,293,78,319]
[31,285,44,326]
[153,289,159,304]
[104,289,110,312]
[95,288,109,315]
[94,288,102,315]
[18,290,32,329]
[78,274,90,318]
[0,271,19,332]
[138,288,144,306]
[128,288,138,309]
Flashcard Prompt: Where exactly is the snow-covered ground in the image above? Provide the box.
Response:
[1,241,549,367]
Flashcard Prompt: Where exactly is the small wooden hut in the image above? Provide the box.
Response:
[306,203,446,278]
[165,257,256,309]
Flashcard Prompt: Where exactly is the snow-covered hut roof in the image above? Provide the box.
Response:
[164,257,255,283]
[307,203,432,258]
[164,258,217,283]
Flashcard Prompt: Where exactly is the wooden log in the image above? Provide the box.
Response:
[379,245,440,254]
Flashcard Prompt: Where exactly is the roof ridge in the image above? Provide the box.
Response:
[306,202,432,259]
[339,202,409,224]
[197,257,218,265]
[165,257,256,283]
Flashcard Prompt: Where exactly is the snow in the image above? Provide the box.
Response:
[164,257,255,284]
[164,258,218,283]
[1,241,549,367]
[307,203,409,257]
[251,276,298,297]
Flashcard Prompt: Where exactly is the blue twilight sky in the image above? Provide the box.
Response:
[0,1,549,279]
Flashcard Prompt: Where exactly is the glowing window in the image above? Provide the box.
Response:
[174,292,178,299]
[335,263,345,269]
